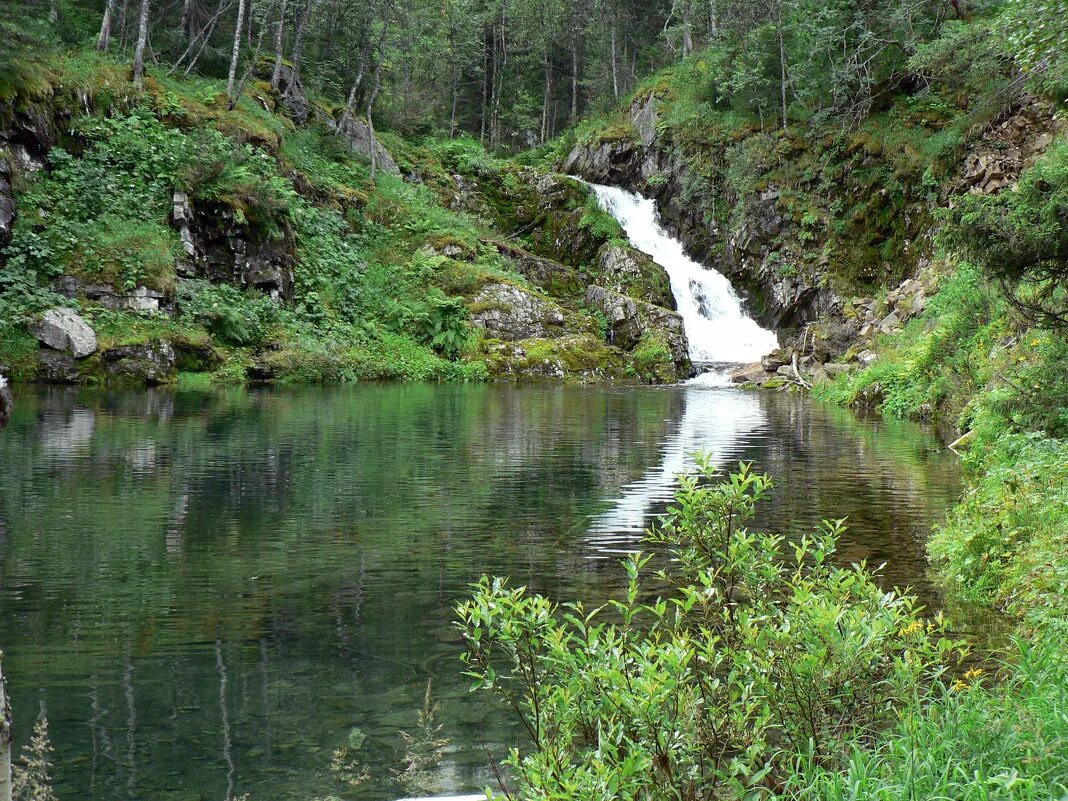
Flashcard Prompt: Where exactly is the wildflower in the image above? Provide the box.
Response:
[897,620,923,638]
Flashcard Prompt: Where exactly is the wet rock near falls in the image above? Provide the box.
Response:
[470,282,569,341]
[595,244,675,309]
[585,285,691,378]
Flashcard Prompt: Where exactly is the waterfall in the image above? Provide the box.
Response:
[589,184,778,376]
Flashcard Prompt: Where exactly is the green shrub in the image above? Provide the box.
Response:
[177,279,283,347]
[942,145,1068,330]
[929,433,1068,626]
[457,460,960,800]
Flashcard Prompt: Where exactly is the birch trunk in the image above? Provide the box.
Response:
[131,0,151,90]
[98,0,117,50]
[226,0,246,100]
[610,25,618,99]
[270,0,286,87]
[570,39,578,122]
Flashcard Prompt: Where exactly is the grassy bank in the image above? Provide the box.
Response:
[800,139,1068,801]
[0,33,653,386]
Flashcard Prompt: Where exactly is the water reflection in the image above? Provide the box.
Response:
[587,388,769,544]
[0,384,961,800]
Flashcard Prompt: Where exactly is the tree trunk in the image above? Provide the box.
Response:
[230,0,273,108]
[98,0,117,50]
[170,0,229,76]
[338,22,373,132]
[49,0,58,23]
[450,73,459,137]
[131,0,151,91]
[776,0,787,130]
[179,0,192,44]
[285,0,312,98]
[491,5,506,149]
[270,0,286,88]
[366,2,392,177]
[0,655,11,801]
[570,38,579,122]
[682,2,693,56]
[708,0,717,37]
[540,48,551,143]
[226,0,246,101]
[610,24,618,99]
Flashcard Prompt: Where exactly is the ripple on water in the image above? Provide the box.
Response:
[0,383,960,800]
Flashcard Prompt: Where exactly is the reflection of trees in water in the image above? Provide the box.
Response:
[0,385,960,801]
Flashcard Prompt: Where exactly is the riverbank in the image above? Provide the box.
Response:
[0,41,695,388]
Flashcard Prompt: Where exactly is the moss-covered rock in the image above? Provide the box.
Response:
[480,333,627,381]
[594,243,675,308]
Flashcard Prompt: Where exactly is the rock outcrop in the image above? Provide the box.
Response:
[103,342,177,385]
[962,99,1063,196]
[729,267,936,387]
[172,192,295,299]
[492,241,584,296]
[54,276,170,313]
[585,285,691,377]
[272,64,312,125]
[335,116,400,176]
[0,157,14,247]
[563,96,841,331]
[32,308,97,358]
[595,244,675,309]
[470,282,568,341]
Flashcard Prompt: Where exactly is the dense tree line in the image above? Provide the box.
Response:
[12,0,975,146]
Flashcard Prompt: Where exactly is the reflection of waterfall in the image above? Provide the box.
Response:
[585,388,768,551]
[589,184,778,368]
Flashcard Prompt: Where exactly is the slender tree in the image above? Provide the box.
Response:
[131,0,151,90]
[270,0,287,87]
[97,0,117,49]
[226,0,247,100]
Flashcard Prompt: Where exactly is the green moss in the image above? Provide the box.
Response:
[0,324,41,381]
[630,331,676,383]
[482,334,626,381]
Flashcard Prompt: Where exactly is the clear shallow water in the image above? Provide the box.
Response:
[0,383,960,800]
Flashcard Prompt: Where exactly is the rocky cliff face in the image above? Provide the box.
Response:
[562,97,841,332]
[563,91,1064,387]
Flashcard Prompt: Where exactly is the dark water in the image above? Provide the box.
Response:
[0,383,961,801]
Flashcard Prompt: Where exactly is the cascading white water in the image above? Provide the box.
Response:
[589,184,778,373]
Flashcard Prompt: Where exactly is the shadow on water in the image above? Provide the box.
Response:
[0,383,960,800]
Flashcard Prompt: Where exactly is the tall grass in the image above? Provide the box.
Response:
[785,636,1068,801]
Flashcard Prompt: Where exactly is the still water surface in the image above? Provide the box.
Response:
[0,383,960,800]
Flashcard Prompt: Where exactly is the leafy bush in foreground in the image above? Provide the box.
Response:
[457,460,961,800]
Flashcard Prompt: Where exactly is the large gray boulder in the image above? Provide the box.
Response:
[596,244,675,309]
[585,285,691,376]
[336,116,400,176]
[33,308,97,358]
[470,283,567,341]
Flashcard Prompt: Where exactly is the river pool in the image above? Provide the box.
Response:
[0,383,960,800]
